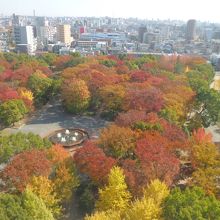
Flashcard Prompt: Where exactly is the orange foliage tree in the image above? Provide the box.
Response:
[98,124,136,159]
[46,144,69,165]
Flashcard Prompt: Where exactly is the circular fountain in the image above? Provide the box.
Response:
[48,128,89,147]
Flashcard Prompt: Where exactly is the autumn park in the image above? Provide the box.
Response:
[1,52,220,219]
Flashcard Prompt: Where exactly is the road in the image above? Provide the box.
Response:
[3,101,108,138]
[206,71,220,143]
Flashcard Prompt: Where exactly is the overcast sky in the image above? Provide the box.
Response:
[0,0,219,22]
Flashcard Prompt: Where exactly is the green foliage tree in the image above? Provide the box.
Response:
[174,61,184,74]
[0,190,55,220]
[0,99,28,126]
[22,189,54,220]
[188,70,209,92]
[195,63,215,83]
[0,193,29,220]
[187,88,220,129]
[187,64,220,128]
[39,53,57,66]
[27,70,53,105]
[163,187,220,220]
[132,121,163,132]
[3,52,20,63]
[196,88,220,127]
[78,185,95,214]
[0,132,51,163]
[100,60,117,68]
[65,57,85,68]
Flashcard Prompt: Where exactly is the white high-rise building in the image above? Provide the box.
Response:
[13,26,36,54]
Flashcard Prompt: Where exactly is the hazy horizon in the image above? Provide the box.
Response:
[0,0,220,23]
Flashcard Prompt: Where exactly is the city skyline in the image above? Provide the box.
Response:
[1,0,220,23]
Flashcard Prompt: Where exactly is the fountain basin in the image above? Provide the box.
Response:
[48,128,89,147]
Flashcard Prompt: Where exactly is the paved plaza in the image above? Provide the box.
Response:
[3,101,108,138]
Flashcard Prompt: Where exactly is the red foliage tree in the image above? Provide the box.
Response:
[0,83,19,102]
[89,70,122,90]
[163,123,188,150]
[147,75,164,86]
[121,159,146,195]
[141,61,158,72]
[124,86,164,113]
[36,66,52,76]
[144,113,188,150]
[135,133,180,186]
[74,141,116,185]
[115,64,129,74]
[11,65,33,85]
[115,110,148,127]
[0,69,13,81]
[130,70,151,82]
[192,128,212,145]
[1,150,51,192]
[158,55,176,72]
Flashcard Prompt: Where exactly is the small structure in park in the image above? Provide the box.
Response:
[48,128,89,147]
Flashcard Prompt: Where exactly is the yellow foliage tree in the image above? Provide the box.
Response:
[143,179,170,205]
[96,166,131,212]
[125,197,160,220]
[84,210,121,220]
[61,78,91,113]
[17,87,34,102]
[191,143,220,195]
[27,176,61,217]
[124,179,169,220]
[17,87,34,110]
[53,161,79,202]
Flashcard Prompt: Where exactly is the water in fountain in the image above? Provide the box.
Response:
[61,137,66,142]
[57,133,62,138]
[49,129,88,147]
